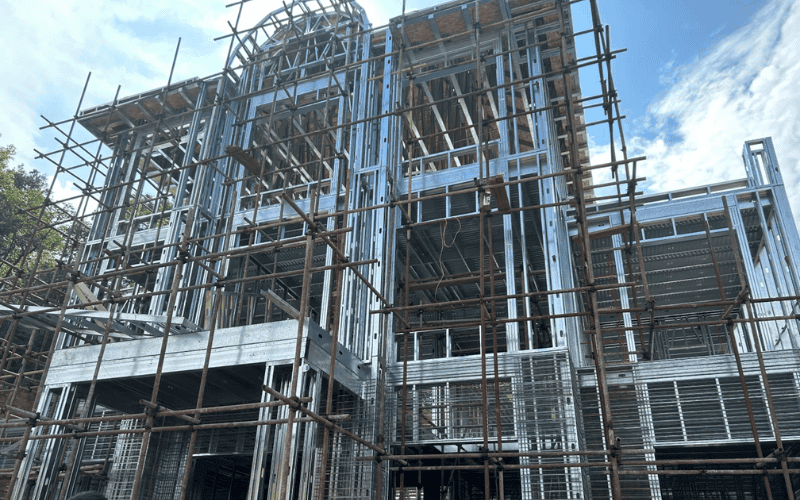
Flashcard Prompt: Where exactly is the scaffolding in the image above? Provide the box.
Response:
[1,0,800,499]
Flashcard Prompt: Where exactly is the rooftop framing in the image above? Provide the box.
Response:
[2,0,800,499]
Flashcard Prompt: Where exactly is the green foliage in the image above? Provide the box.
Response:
[0,138,66,278]
[127,193,173,228]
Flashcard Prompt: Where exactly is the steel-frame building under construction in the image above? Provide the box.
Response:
[2,0,800,498]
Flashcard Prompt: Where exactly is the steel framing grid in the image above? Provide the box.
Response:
[1,0,800,499]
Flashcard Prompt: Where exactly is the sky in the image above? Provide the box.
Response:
[1,0,798,216]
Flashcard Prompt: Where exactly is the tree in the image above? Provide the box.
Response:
[0,137,67,279]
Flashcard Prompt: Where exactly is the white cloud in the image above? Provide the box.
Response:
[0,0,413,179]
[593,0,800,218]
[46,174,97,215]
[0,0,232,174]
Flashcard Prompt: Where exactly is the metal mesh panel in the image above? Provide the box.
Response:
[324,384,377,500]
[139,424,190,500]
[580,370,657,500]
[389,351,587,499]
[105,419,145,500]
[193,410,259,456]
[0,426,24,469]
[580,357,800,499]
[514,353,587,500]
[648,375,782,445]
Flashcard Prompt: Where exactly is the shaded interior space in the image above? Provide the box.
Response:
[62,366,267,500]
[394,205,508,325]
[657,443,800,499]
[92,364,266,413]
[236,96,346,205]
[390,0,591,196]
[510,175,554,351]
[580,375,653,500]
[0,322,53,403]
[395,380,515,444]
[219,225,332,329]
[393,175,552,358]
[577,209,765,364]
[186,455,251,500]
[391,458,522,500]
[398,58,502,175]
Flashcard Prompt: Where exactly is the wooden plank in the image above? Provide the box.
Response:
[485,174,512,213]
[225,145,263,177]
[263,290,301,320]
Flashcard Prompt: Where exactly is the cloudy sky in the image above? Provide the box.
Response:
[1,0,798,216]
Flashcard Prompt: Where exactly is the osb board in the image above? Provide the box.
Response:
[99,116,131,136]
[0,384,36,410]
[508,0,553,16]
[167,93,189,110]
[544,12,559,24]
[81,115,106,130]
[108,123,130,136]
[552,75,575,97]
[404,20,436,46]
[549,53,573,72]
[186,86,201,103]
[143,100,162,117]
[546,30,562,49]
[553,79,565,97]
[550,54,562,72]
[121,103,146,122]
[435,10,467,38]
[372,32,386,45]
[467,2,501,26]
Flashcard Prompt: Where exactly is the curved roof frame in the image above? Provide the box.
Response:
[226,0,370,69]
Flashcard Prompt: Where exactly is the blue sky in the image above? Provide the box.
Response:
[573,0,769,134]
[1,0,798,216]
[569,0,800,206]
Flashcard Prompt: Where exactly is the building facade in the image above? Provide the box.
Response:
[1,0,800,499]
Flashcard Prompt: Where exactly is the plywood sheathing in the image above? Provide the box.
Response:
[435,11,467,38]
[372,32,387,45]
[166,92,191,111]
[508,0,554,16]
[404,20,436,46]
[394,0,507,45]
[579,147,589,165]
[124,104,147,122]
[546,31,561,49]
[549,53,574,73]
[144,99,165,117]
[78,83,212,144]
[467,3,502,26]
[552,76,576,98]
[544,12,559,24]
